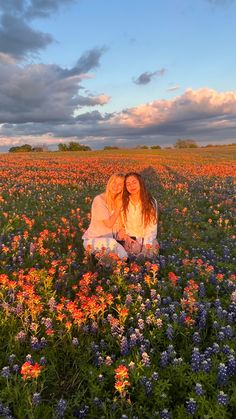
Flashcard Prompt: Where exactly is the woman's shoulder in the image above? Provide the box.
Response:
[93,193,106,205]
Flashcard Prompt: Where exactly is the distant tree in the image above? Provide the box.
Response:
[150,145,161,149]
[174,139,198,148]
[103,146,119,150]
[58,143,68,151]
[57,142,91,151]
[9,144,33,152]
[136,145,149,149]
[32,144,49,152]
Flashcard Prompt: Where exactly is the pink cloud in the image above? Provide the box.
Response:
[111,88,236,128]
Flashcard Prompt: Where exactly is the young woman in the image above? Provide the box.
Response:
[82,174,128,259]
[118,172,158,256]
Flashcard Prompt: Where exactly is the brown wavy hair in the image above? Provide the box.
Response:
[122,172,157,228]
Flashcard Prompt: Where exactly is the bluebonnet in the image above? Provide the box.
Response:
[224,325,234,339]
[186,398,197,415]
[1,366,11,378]
[217,391,228,406]
[120,336,129,356]
[12,364,19,373]
[201,358,211,373]
[0,401,13,418]
[32,393,41,406]
[227,355,236,377]
[217,331,225,342]
[55,398,67,419]
[166,324,174,340]
[199,282,205,298]
[145,299,151,310]
[129,333,138,348]
[8,354,16,365]
[74,405,89,419]
[160,351,169,368]
[192,332,201,345]
[190,348,201,372]
[40,357,47,366]
[160,409,170,419]
[152,371,159,381]
[222,344,230,355]
[212,342,220,354]
[194,383,204,396]
[93,397,101,406]
[217,363,228,387]
[179,311,187,325]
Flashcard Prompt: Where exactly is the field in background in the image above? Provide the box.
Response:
[0,147,235,418]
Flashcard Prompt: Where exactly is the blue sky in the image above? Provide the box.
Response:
[0,0,236,150]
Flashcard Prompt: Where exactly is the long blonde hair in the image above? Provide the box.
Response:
[104,173,125,211]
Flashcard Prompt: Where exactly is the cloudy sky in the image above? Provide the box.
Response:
[0,0,236,150]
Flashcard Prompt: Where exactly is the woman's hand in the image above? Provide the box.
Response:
[117,228,126,240]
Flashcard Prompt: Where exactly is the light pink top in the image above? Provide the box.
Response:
[82,194,118,240]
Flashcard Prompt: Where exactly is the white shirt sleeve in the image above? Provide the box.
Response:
[143,199,158,245]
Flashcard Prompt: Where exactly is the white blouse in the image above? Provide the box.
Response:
[122,199,157,245]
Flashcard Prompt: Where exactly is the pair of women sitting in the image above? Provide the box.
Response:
[82,172,158,260]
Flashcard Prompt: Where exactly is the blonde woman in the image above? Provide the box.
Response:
[82,174,128,259]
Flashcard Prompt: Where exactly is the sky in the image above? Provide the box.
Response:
[0,0,236,151]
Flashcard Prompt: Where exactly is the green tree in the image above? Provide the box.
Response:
[174,139,198,148]
[9,144,33,152]
[57,142,91,151]
[150,145,161,149]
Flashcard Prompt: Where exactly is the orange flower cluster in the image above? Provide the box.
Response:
[181,279,199,325]
[114,364,130,397]
[20,361,44,380]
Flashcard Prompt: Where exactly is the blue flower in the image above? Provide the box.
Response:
[217,391,228,406]
[55,398,67,419]
[186,398,197,415]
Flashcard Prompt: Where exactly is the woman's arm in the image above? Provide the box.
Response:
[92,195,122,229]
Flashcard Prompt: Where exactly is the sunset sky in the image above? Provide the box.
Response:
[0,0,236,150]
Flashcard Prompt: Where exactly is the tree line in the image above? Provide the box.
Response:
[8,139,235,152]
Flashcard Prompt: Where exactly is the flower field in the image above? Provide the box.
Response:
[0,147,235,419]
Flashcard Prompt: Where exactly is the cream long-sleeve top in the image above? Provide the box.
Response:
[82,194,121,240]
[122,199,158,245]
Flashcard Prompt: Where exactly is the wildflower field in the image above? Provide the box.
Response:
[0,147,235,419]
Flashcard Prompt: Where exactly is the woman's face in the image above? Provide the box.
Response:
[109,177,124,195]
[125,175,140,195]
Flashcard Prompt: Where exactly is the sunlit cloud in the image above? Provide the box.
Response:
[1,88,236,149]
[166,85,180,92]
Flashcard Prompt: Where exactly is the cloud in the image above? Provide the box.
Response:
[0,0,76,19]
[112,88,236,128]
[0,1,76,60]
[166,85,180,92]
[134,68,166,85]
[0,47,107,124]
[1,88,236,149]
[62,47,108,77]
[0,14,53,60]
